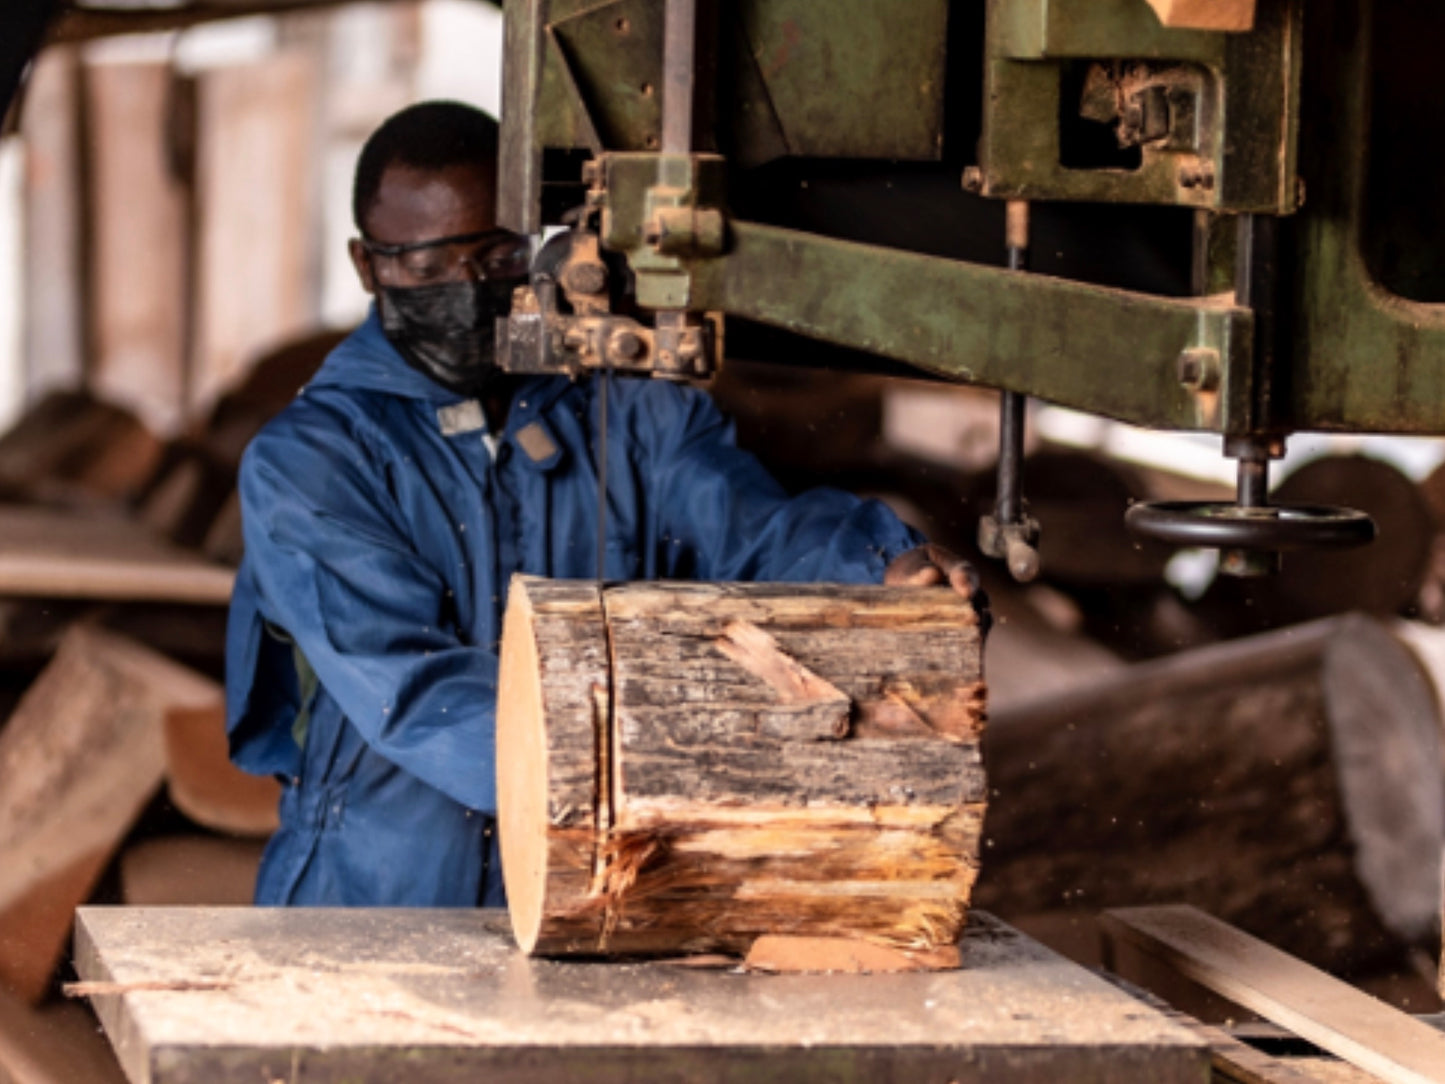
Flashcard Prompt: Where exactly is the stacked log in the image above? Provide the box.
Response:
[979,614,1444,976]
[497,577,986,965]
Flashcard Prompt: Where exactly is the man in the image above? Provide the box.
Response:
[226,100,981,908]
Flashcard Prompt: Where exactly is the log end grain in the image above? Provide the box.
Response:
[497,584,551,954]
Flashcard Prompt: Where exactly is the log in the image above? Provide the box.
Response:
[497,577,986,961]
[163,703,280,837]
[0,390,161,506]
[119,835,266,906]
[978,614,1444,975]
[1379,620,1445,998]
[0,626,220,1002]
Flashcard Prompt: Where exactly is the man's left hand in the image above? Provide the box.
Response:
[884,544,990,634]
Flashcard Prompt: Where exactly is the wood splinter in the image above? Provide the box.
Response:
[714,618,852,740]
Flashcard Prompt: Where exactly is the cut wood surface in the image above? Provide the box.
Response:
[981,615,1444,973]
[498,578,985,959]
[0,505,234,604]
[1145,0,1256,31]
[0,626,221,1002]
[164,704,280,837]
[1103,905,1445,1084]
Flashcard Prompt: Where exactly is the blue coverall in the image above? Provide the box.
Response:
[225,309,924,906]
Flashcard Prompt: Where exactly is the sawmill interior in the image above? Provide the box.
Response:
[1,0,1445,1080]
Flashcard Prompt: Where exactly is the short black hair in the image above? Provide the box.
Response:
[352,100,500,233]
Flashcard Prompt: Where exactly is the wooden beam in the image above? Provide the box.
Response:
[0,505,233,604]
[1103,905,1445,1084]
[1144,0,1256,32]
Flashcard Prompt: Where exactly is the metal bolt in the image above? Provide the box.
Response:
[1177,347,1220,392]
[609,329,643,361]
[1177,162,1215,191]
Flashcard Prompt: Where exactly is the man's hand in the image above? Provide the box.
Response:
[884,544,991,635]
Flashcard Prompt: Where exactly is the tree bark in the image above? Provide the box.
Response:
[498,578,986,960]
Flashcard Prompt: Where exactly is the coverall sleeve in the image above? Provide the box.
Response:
[237,405,499,814]
[637,382,924,583]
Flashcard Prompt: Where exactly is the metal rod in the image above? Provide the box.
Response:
[1237,455,1269,509]
[662,0,697,154]
[596,366,610,585]
[997,201,1030,525]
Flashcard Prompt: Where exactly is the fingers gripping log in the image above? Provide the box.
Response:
[497,577,987,961]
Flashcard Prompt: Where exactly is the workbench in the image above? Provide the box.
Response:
[74,907,1209,1083]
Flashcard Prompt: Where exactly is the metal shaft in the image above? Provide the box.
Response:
[997,201,1030,526]
[662,0,697,154]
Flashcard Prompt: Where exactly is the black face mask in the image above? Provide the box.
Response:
[376,278,519,398]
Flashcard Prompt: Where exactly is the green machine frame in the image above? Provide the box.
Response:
[498,0,1440,569]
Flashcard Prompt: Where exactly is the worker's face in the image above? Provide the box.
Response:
[348,161,528,291]
[350,160,530,397]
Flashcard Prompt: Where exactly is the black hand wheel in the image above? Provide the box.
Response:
[1124,501,1376,551]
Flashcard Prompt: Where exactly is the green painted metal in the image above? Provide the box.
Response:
[688,220,1251,432]
[996,0,1226,61]
[598,152,729,310]
[501,0,949,180]
[979,0,1300,213]
[1290,0,1445,434]
[734,0,948,160]
[548,0,663,152]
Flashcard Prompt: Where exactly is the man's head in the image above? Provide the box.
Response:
[348,101,530,398]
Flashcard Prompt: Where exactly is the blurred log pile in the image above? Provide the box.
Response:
[0,331,334,1084]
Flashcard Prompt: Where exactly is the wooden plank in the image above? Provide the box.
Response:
[1104,972,1321,1084]
[83,59,188,434]
[72,907,1208,1084]
[189,52,318,417]
[1145,0,1256,31]
[0,505,233,604]
[0,627,221,1002]
[1103,905,1445,1084]
[19,45,85,400]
